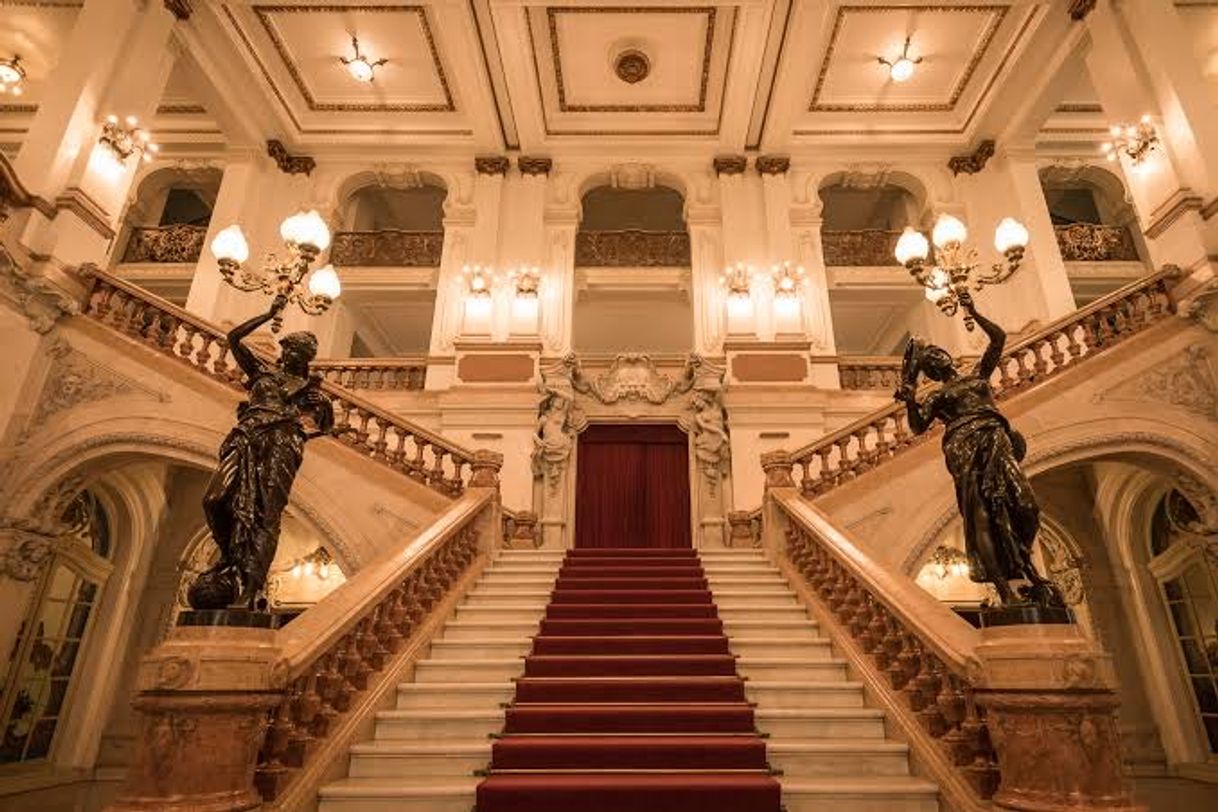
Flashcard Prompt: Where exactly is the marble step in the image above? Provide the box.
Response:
[710,592,800,608]
[429,639,533,660]
[414,659,524,683]
[467,578,557,593]
[738,658,849,681]
[455,605,549,623]
[374,709,503,740]
[347,741,490,778]
[441,620,539,640]
[722,619,821,638]
[464,590,552,606]
[768,740,911,778]
[705,576,790,587]
[318,777,478,812]
[756,708,886,739]
[395,682,514,710]
[745,681,866,708]
[714,606,813,621]
[729,638,833,659]
[780,777,939,812]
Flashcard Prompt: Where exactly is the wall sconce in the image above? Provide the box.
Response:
[720,262,752,300]
[895,213,1027,329]
[720,262,756,331]
[0,55,25,96]
[289,547,334,580]
[770,261,805,298]
[99,114,159,164]
[879,37,922,83]
[1101,115,1159,165]
[340,36,387,83]
[926,545,970,580]
[462,263,496,297]
[210,210,341,332]
[510,265,540,297]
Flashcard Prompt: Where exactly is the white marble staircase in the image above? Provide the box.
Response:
[317,548,565,812]
[702,548,940,812]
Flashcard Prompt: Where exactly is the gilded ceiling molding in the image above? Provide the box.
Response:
[948,139,996,175]
[755,156,790,175]
[163,0,191,20]
[518,156,553,176]
[474,156,510,176]
[713,155,747,176]
[1068,0,1096,21]
[266,139,315,176]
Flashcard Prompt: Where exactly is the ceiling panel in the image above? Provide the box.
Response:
[0,1,81,110]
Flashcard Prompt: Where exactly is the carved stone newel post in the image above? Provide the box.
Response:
[973,625,1144,812]
[759,450,796,553]
[107,627,285,812]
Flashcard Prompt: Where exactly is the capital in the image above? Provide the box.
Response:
[761,449,796,490]
[469,449,504,489]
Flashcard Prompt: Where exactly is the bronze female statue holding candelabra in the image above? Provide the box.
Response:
[187,294,335,614]
[894,294,1067,621]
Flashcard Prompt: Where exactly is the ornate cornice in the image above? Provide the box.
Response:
[266,139,315,176]
[475,156,510,176]
[0,154,54,223]
[1144,188,1204,239]
[948,139,996,175]
[755,155,790,175]
[1068,0,1096,21]
[163,0,192,20]
[518,156,553,176]
[53,187,115,240]
[713,155,747,176]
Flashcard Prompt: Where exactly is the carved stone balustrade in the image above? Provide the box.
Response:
[313,359,427,391]
[789,267,1179,498]
[575,229,691,267]
[330,230,445,267]
[1054,223,1140,263]
[121,224,208,264]
[838,357,903,390]
[822,229,902,267]
[80,267,478,497]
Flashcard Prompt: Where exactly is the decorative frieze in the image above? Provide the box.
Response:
[266,139,315,176]
[712,155,747,176]
[755,155,791,175]
[474,156,510,176]
[517,156,553,176]
[121,224,208,264]
[1053,223,1139,262]
[574,230,691,267]
[330,230,445,267]
[948,140,996,176]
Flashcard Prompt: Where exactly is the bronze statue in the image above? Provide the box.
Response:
[895,295,1064,612]
[188,294,334,612]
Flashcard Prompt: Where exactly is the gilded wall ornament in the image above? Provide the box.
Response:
[266,139,315,176]
[948,140,996,176]
[517,156,553,176]
[712,155,747,176]
[474,156,510,176]
[755,155,790,175]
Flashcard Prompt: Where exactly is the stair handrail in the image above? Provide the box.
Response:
[254,488,496,803]
[311,356,428,390]
[790,266,1180,497]
[79,266,479,496]
[769,488,999,805]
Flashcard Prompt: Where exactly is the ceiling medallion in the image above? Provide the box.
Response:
[614,50,651,84]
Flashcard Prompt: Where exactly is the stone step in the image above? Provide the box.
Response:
[347,741,490,778]
[374,709,503,741]
[745,681,865,708]
[442,620,539,640]
[730,638,833,659]
[318,777,478,812]
[464,591,551,606]
[755,708,886,739]
[414,659,524,683]
[714,606,813,621]
[395,682,514,710]
[722,619,820,638]
[768,740,911,778]
[705,576,790,587]
[429,639,533,660]
[475,576,559,588]
[738,658,849,682]
[455,605,548,623]
[780,777,939,812]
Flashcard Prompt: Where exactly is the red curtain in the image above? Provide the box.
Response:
[575,424,692,548]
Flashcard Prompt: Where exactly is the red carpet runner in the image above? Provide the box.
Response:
[475,547,781,812]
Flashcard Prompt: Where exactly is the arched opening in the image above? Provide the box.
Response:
[330,180,447,358]
[819,177,927,357]
[1039,165,1150,305]
[573,184,693,354]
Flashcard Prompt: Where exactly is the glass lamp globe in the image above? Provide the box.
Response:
[210,224,250,264]
[994,217,1029,254]
[281,210,332,251]
[347,58,374,83]
[931,214,968,249]
[889,57,916,83]
[308,264,342,299]
[894,227,930,265]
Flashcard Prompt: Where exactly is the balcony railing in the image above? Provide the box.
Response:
[313,358,428,391]
[330,230,445,267]
[1054,223,1139,262]
[121,224,208,264]
[575,229,691,267]
[822,229,901,267]
[838,357,904,390]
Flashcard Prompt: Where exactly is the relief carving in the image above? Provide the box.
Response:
[0,249,79,334]
[532,373,585,496]
[0,530,55,582]
[559,352,701,405]
[30,340,167,430]
[1096,344,1217,421]
[686,367,730,493]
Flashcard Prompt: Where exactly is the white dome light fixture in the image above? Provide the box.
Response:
[340,36,387,83]
[0,54,26,96]
[879,37,922,83]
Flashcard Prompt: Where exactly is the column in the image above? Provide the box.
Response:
[540,208,576,354]
[14,0,179,271]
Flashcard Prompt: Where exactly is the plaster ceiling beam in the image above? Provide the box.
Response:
[433,0,512,153]
[743,0,794,152]
[488,1,547,152]
[756,0,837,154]
[717,0,778,151]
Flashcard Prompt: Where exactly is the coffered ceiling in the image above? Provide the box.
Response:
[0,0,1111,154]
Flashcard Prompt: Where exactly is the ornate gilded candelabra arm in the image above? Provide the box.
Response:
[974,246,1025,289]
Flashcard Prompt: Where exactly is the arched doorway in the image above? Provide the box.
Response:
[574,424,692,549]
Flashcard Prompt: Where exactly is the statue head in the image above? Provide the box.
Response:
[279,331,318,372]
[918,343,956,382]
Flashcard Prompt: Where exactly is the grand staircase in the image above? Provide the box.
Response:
[318,546,939,812]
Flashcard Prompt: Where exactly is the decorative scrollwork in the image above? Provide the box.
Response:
[121,225,208,264]
[330,230,445,267]
[1054,224,1139,262]
[574,230,692,267]
[822,230,902,267]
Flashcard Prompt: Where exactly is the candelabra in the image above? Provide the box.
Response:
[288,547,334,580]
[926,545,970,580]
[99,114,159,164]
[894,213,1028,329]
[209,210,342,332]
[1102,115,1159,165]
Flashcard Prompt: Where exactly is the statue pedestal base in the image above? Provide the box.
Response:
[177,608,281,629]
[973,625,1144,812]
[979,603,1073,627]
[105,627,284,812]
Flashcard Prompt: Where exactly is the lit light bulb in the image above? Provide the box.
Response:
[106,114,118,125]
[894,227,930,265]
[1109,124,1123,137]
[304,561,314,577]
[319,563,331,579]
[993,217,1029,254]
[308,264,342,299]
[280,209,332,250]
[889,57,916,82]
[291,563,303,579]
[125,115,138,127]
[931,214,968,249]
[211,224,250,264]
[347,58,374,82]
